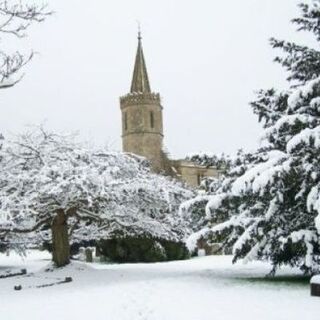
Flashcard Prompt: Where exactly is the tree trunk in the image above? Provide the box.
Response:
[51,209,70,267]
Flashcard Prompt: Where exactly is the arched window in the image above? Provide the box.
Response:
[150,111,154,129]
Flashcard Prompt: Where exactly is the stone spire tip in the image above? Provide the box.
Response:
[130,26,151,94]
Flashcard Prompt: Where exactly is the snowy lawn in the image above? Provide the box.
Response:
[0,251,319,320]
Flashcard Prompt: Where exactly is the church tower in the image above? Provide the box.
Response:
[120,32,164,172]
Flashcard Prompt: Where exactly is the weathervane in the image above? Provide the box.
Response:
[137,20,142,40]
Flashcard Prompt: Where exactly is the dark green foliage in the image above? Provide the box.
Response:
[187,153,231,170]
[98,237,189,263]
[293,1,320,40]
[251,89,289,129]
[271,39,320,84]
[271,0,320,84]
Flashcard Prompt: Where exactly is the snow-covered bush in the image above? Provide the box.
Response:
[182,0,320,274]
[0,127,194,267]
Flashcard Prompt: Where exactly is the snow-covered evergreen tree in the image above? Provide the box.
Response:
[183,0,320,274]
[181,150,257,253]
[0,127,193,267]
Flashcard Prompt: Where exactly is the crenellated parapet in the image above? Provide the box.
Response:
[120,92,161,108]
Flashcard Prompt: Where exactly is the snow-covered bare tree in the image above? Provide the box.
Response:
[0,1,51,89]
[182,0,320,274]
[0,127,193,267]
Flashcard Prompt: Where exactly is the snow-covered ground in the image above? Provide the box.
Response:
[0,251,319,320]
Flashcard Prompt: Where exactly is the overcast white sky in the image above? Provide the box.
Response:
[0,0,311,158]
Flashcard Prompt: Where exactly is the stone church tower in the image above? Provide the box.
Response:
[120,33,221,186]
[120,32,164,172]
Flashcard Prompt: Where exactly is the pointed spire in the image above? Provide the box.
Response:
[130,29,151,94]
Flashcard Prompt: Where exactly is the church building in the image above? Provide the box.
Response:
[120,32,220,187]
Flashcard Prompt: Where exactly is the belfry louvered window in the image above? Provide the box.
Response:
[125,112,128,130]
[150,111,154,129]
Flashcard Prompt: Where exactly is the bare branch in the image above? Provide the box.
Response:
[0,51,33,89]
[0,1,52,89]
[0,1,52,38]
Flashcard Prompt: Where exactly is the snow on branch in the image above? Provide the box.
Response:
[0,127,194,253]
